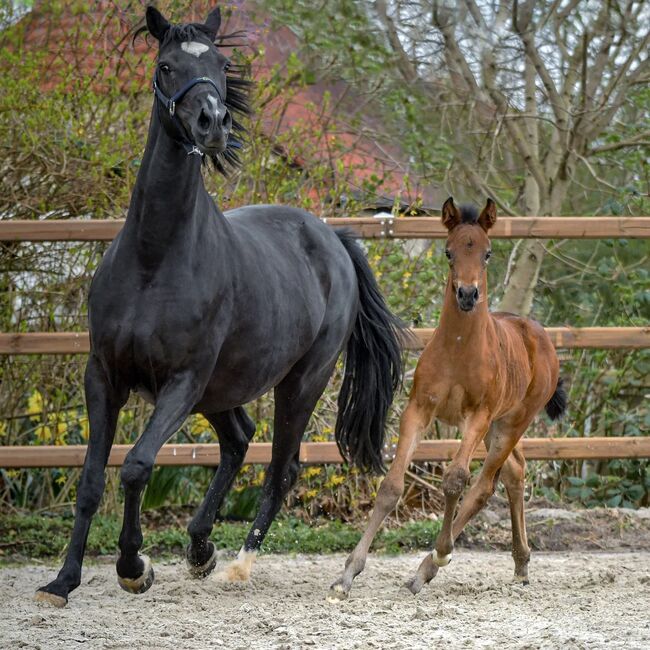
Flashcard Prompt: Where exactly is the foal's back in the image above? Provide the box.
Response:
[490,311,559,421]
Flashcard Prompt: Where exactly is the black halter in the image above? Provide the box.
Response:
[153,72,225,156]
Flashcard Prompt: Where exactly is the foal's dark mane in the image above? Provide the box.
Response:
[134,21,253,174]
[458,204,479,225]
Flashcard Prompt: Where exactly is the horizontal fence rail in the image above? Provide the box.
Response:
[2,217,648,467]
[2,437,650,468]
[2,216,650,241]
[0,327,648,355]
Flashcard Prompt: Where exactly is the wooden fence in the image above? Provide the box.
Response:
[1,216,648,468]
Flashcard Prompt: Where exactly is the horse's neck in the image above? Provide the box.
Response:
[436,276,492,353]
[125,109,213,265]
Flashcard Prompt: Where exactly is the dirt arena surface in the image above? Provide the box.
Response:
[2,550,649,649]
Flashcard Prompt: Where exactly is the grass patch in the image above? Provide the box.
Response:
[0,512,441,560]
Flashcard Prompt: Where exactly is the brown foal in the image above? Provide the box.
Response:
[330,197,566,600]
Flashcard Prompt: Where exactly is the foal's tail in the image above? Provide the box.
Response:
[334,230,409,474]
[545,377,567,421]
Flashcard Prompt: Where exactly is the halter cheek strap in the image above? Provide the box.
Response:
[152,72,225,156]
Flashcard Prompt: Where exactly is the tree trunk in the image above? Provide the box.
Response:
[497,239,545,315]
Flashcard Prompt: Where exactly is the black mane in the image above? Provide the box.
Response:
[134,21,253,175]
[459,204,479,224]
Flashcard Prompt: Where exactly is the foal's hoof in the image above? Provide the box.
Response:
[117,555,155,594]
[513,574,530,586]
[34,589,67,608]
[186,542,218,579]
[404,576,424,595]
[326,581,349,603]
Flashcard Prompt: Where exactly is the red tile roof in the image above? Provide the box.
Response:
[15,1,440,211]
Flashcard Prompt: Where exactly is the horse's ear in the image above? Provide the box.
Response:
[478,198,497,232]
[146,6,170,41]
[204,6,222,37]
[441,197,462,231]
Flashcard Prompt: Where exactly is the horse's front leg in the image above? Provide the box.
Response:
[406,410,491,594]
[35,356,126,607]
[116,373,202,594]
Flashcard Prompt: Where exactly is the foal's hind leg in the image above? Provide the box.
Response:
[328,400,430,601]
[186,407,255,578]
[407,419,525,594]
[35,356,126,606]
[500,445,531,583]
[218,360,337,583]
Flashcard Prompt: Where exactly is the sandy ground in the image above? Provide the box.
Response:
[1,551,649,650]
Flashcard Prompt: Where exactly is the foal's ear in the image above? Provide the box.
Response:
[146,6,170,41]
[204,6,222,37]
[441,197,462,231]
[478,198,497,232]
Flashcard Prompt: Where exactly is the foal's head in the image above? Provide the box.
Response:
[139,6,251,171]
[441,197,497,312]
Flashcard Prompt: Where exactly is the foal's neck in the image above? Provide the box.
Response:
[125,107,210,265]
[436,275,491,352]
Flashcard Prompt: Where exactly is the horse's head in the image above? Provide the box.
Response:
[141,5,250,170]
[441,197,496,312]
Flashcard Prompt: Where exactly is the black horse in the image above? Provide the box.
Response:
[35,6,405,607]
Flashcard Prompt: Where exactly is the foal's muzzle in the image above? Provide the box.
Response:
[457,285,479,311]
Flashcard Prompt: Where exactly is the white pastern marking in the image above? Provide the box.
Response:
[433,550,452,567]
[181,41,209,58]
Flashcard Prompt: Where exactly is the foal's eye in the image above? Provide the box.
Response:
[223,60,231,72]
[159,63,171,74]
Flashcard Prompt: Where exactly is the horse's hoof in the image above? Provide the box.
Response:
[326,581,349,603]
[186,542,218,579]
[404,577,423,595]
[117,555,155,594]
[34,589,67,608]
[513,575,530,586]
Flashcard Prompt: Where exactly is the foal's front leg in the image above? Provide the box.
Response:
[406,411,490,594]
[328,400,429,601]
[116,374,201,594]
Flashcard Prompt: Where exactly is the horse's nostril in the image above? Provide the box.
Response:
[222,109,232,132]
[198,108,212,133]
[472,287,479,301]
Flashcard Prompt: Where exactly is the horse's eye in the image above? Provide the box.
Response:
[159,63,171,74]
[445,250,452,261]
[223,60,231,72]
[485,251,492,262]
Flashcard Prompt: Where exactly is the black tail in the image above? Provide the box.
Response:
[334,230,409,474]
[545,377,567,421]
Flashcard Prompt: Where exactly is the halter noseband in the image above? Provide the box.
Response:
[153,72,225,156]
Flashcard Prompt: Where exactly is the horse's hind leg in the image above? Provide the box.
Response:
[500,445,531,584]
[328,399,430,601]
[35,356,126,607]
[218,358,337,583]
[186,407,255,577]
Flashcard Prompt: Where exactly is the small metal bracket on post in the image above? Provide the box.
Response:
[379,218,395,237]
[373,212,395,238]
